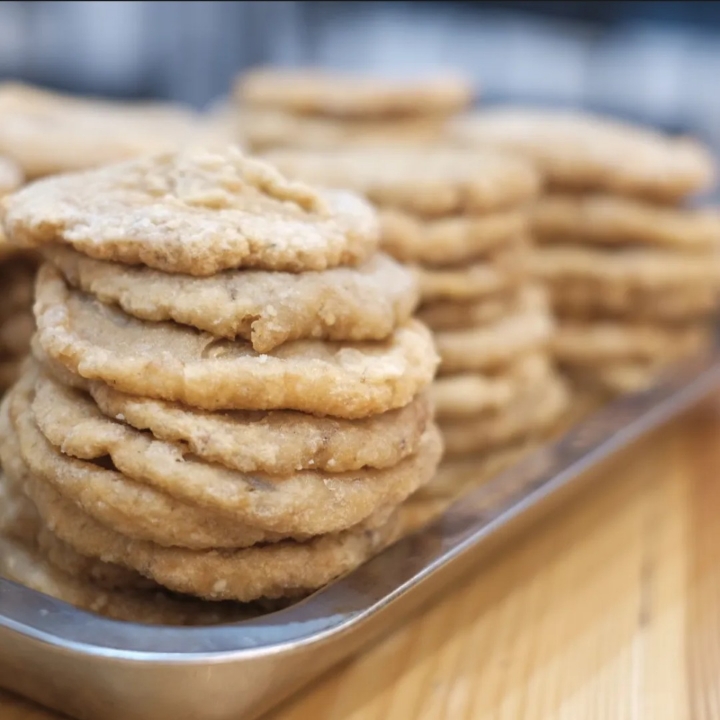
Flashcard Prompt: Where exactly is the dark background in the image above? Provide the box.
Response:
[2,1,720,143]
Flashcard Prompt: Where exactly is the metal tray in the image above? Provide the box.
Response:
[2,349,720,720]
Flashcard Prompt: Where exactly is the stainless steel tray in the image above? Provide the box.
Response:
[2,349,720,720]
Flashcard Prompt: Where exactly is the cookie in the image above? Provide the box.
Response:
[0,469,151,592]
[31,368,442,536]
[35,525,157,592]
[88,382,431,474]
[47,245,417,352]
[25,474,400,602]
[417,288,526,331]
[4,385,298,550]
[552,320,712,365]
[0,532,253,625]
[0,82,211,179]
[0,398,41,544]
[416,238,529,303]
[564,358,681,395]
[0,252,37,394]
[34,266,437,418]
[3,147,379,275]
[440,375,569,456]
[451,108,715,201]
[435,288,553,374]
[265,147,541,217]
[380,207,526,266]
[236,68,473,118]
[532,194,720,250]
[433,354,552,419]
[532,245,720,294]
[38,345,433,474]
[240,108,451,153]
[548,277,720,322]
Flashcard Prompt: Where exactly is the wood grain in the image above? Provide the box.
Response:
[4,398,720,720]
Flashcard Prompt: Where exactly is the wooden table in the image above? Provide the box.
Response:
[4,397,720,720]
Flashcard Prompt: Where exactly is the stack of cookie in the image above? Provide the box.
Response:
[0,155,33,396]
[452,108,720,396]
[234,67,473,153]
[266,147,569,471]
[0,148,442,614]
[0,418,254,625]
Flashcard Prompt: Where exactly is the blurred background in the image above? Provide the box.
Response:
[1,0,720,145]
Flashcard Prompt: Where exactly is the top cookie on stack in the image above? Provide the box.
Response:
[453,108,720,394]
[451,108,714,202]
[266,147,569,460]
[0,82,232,179]
[234,67,474,152]
[0,147,442,612]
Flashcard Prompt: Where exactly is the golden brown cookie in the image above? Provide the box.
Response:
[25,473,401,602]
[532,194,720,250]
[0,398,41,543]
[547,277,720,322]
[265,147,541,217]
[564,358,682,395]
[435,288,554,374]
[451,108,715,201]
[417,288,526,331]
[433,354,553,419]
[240,108,452,153]
[34,266,438,418]
[37,526,156,592]
[88,382,432,474]
[47,245,417,352]
[236,68,473,118]
[30,368,442,537]
[37,346,432,474]
[0,466,152,592]
[380,206,526,265]
[534,243,720,321]
[0,251,38,396]
[552,320,712,365]
[4,147,379,275]
[440,375,569,456]
[0,82,209,179]
[416,238,529,303]
[3,384,297,550]
[6,366,441,548]
[0,532,253,625]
